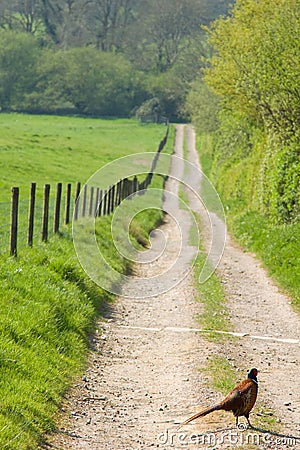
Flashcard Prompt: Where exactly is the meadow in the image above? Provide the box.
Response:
[0,113,168,198]
[0,114,170,254]
[0,113,173,449]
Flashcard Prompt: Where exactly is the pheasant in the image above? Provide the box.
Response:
[180,368,258,428]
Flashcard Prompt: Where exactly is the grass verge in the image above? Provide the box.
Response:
[193,242,232,341]
[0,229,103,449]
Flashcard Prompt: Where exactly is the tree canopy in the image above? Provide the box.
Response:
[0,0,231,118]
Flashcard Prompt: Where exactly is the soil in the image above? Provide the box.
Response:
[45,125,300,450]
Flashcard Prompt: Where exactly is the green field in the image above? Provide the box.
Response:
[0,113,173,449]
[0,114,170,255]
[0,113,168,199]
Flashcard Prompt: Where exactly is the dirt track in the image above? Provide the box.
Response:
[47,125,300,450]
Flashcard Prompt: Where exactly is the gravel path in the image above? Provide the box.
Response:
[46,125,300,450]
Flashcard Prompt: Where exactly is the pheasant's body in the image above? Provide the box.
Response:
[181,368,258,428]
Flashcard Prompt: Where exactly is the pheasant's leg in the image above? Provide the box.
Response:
[235,417,239,427]
[246,417,254,428]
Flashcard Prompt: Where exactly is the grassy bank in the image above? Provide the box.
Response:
[0,230,102,449]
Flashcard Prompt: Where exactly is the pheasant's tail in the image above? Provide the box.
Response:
[179,403,222,429]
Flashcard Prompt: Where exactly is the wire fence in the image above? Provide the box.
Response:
[0,124,170,257]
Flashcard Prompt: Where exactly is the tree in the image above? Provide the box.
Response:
[204,0,300,137]
[26,46,146,115]
[192,0,300,222]
[85,0,137,51]
[0,30,40,109]
[125,0,205,73]
[0,0,44,34]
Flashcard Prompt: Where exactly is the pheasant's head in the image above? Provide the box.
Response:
[248,368,258,382]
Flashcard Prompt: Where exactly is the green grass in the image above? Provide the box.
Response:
[193,246,232,341]
[0,113,172,254]
[205,356,237,395]
[0,114,174,449]
[0,230,106,449]
[0,113,168,200]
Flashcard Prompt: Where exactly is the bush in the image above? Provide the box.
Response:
[26,48,146,116]
[0,31,41,110]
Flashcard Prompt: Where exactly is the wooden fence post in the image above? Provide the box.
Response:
[82,184,87,218]
[133,176,138,194]
[54,182,62,233]
[110,185,115,213]
[65,183,71,225]
[42,184,50,242]
[98,190,103,216]
[102,189,107,216]
[89,186,94,217]
[95,187,100,217]
[74,182,81,221]
[122,178,127,200]
[116,180,121,205]
[10,187,19,256]
[28,182,36,247]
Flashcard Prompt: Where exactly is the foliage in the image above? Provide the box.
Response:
[135,98,165,123]
[188,0,300,223]
[205,0,300,137]
[23,48,145,116]
[0,1,232,119]
[0,30,41,109]
[129,0,206,73]
[146,70,187,120]
[185,79,220,132]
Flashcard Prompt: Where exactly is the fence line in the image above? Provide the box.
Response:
[1,124,169,257]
